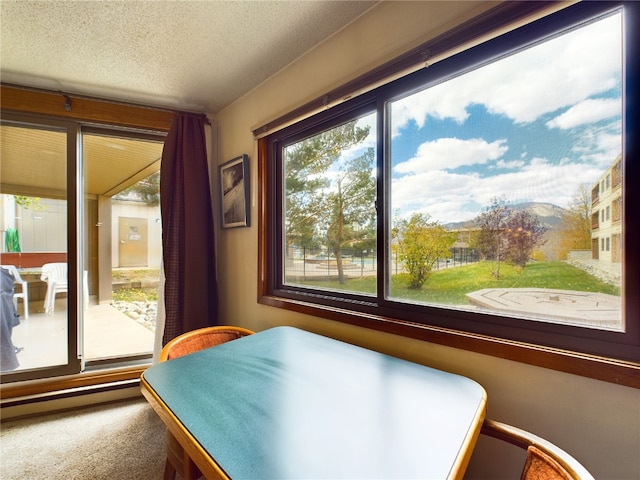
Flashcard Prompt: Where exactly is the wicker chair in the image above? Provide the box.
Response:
[481,419,595,480]
[158,325,254,480]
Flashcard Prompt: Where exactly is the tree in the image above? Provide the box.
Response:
[503,210,547,268]
[14,195,46,211]
[475,197,511,279]
[325,148,377,283]
[474,197,547,278]
[557,184,592,260]
[394,213,456,289]
[115,171,160,206]
[284,121,371,248]
[284,120,375,283]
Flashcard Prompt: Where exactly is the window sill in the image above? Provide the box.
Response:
[259,294,640,389]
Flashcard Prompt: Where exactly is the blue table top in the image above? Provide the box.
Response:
[142,326,486,479]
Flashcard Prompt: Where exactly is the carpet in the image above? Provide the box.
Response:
[0,398,167,479]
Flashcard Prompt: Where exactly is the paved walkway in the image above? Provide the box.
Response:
[466,288,621,330]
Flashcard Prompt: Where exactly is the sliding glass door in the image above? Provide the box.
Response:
[81,128,164,367]
[1,113,165,381]
[1,116,80,379]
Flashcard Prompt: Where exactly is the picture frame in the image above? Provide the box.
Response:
[220,154,250,228]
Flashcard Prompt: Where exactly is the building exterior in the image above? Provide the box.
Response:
[1,195,161,270]
[591,154,622,262]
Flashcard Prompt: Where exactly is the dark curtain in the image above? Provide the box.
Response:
[160,113,218,345]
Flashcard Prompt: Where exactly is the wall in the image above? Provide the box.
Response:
[214,2,639,478]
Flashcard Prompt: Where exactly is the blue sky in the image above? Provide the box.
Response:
[350,10,622,225]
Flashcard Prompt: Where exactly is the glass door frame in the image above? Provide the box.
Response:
[79,124,166,370]
[1,112,82,383]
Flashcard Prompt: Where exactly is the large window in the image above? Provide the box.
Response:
[261,2,639,376]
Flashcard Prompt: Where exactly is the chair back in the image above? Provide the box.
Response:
[481,419,594,480]
[159,325,254,362]
[157,325,254,480]
[40,263,68,284]
[1,264,29,318]
[1,265,23,283]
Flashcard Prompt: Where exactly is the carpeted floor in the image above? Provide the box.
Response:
[0,398,167,479]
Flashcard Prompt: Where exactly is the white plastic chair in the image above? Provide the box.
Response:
[40,263,89,314]
[0,265,29,319]
[41,263,68,315]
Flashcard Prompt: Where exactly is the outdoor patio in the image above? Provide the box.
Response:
[8,297,155,372]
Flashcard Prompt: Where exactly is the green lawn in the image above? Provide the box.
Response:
[297,261,619,305]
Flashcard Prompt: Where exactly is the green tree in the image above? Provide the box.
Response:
[325,148,376,283]
[284,120,373,283]
[557,184,591,260]
[394,213,456,289]
[14,195,46,211]
[115,171,160,206]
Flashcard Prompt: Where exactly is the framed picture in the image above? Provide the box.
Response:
[220,154,250,228]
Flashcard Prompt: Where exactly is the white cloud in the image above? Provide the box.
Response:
[570,123,622,167]
[493,159,525,170]
[391,158,604,223]
[394,137,508,174]
[391,12,621,133]
[546,98,621,129]
[386,13,623,224]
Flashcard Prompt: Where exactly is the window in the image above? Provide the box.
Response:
[260,2,639,381]
[282,111,377,295]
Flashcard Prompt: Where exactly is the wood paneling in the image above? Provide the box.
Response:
[1,85,173,131]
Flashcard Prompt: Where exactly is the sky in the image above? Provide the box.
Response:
[351,10,622,225]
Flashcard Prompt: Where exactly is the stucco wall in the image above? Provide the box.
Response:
[213,2,639,478]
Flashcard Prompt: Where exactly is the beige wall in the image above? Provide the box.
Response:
[214,2,639,478]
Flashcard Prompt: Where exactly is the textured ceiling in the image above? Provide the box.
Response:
[0,0,377,114]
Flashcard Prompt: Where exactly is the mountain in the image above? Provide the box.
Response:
[510,202,567,229]
[445,202,567,230]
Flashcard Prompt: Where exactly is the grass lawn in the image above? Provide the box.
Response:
[297,261,620,305]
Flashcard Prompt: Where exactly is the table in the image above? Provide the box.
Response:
[141,326,487,479]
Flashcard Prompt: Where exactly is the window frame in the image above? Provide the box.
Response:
[259,0,640,388]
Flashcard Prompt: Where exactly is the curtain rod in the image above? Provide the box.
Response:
[1,82,211,124]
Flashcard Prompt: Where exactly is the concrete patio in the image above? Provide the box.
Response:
[466,287,622,330]
[8,297,155,372]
